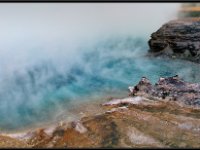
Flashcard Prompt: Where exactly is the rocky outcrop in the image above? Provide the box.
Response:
[148,18,200,63]
[1,76,200,148]
[130,75,200,107]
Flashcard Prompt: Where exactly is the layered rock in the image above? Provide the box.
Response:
[130,75,200,107]
[148,18,200,63]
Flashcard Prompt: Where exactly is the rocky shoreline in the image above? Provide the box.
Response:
[0,76,200,148]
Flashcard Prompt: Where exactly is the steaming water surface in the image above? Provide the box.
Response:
[0,36,200,131]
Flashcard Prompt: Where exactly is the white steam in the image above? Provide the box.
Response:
[0,3,181,130]
[0,3,180,73]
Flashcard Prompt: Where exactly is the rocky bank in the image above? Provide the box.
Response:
[148,18,200,63]
[1,76,200,148]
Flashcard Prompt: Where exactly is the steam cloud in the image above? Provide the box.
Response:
[0,3,185,131]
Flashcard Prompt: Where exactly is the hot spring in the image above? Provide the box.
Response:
[0,3,199,131]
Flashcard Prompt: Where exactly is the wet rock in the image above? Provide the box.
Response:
[148,18,200,63]
[130,75,200,107]
[71,121,87,134]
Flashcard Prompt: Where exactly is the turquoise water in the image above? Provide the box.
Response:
[0,36,200,131]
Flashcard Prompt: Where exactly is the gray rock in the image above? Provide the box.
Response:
[130,75,200,107]
[148,19,200,63]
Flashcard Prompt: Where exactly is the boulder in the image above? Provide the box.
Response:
[148,18,200,63]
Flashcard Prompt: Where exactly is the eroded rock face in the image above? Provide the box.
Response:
[130,75,200,107]
[148,18,200,63]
